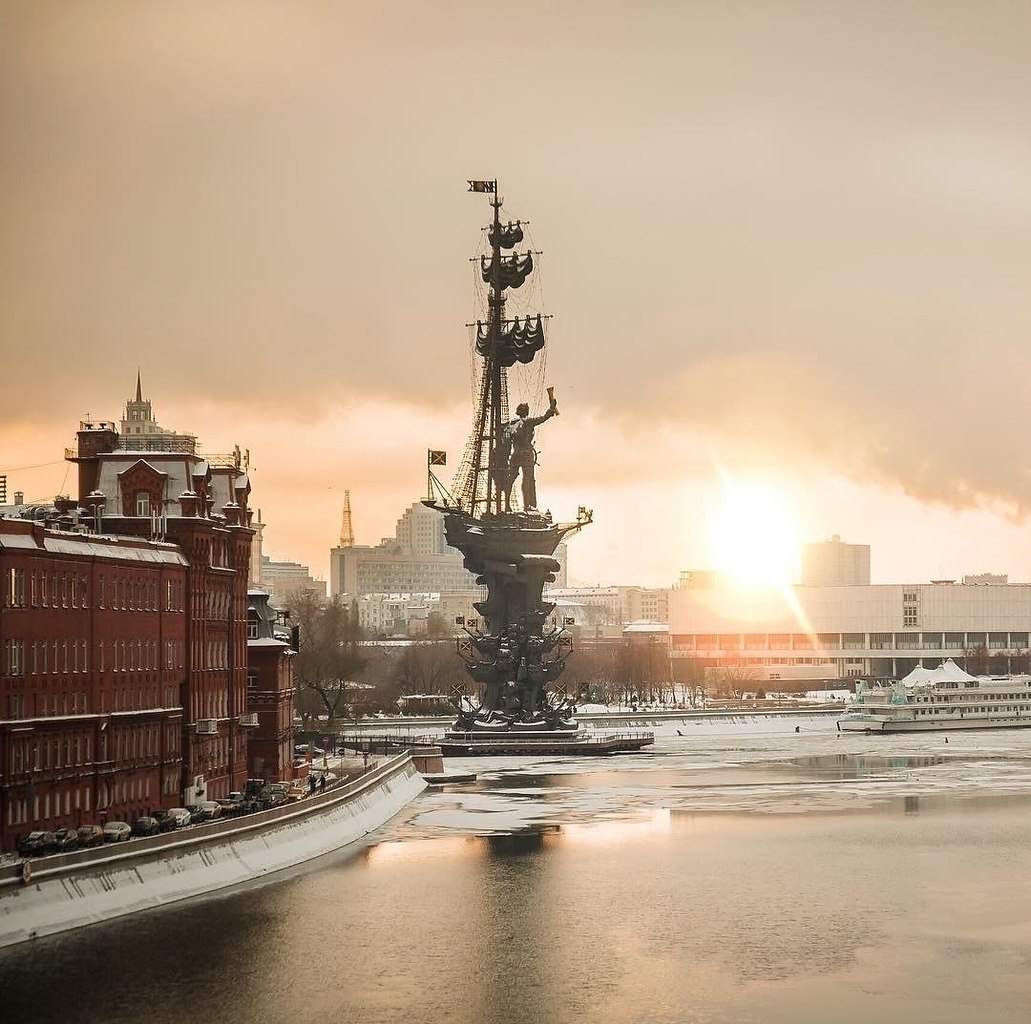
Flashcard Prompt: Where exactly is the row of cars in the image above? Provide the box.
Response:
[15,781,317,859]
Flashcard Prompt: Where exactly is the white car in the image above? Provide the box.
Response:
[103,821,131,842]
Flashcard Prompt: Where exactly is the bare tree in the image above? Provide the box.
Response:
[709,664,760,698]
[392,641,467,700]
[613,638,675,705]
[292,592,367,727]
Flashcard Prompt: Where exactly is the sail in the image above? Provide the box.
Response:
[488,220,524,250]
[475,314,546,367]
[480,252,534,290]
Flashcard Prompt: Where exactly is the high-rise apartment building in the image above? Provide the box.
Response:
[329,500,473,598]
[801,535,871,586]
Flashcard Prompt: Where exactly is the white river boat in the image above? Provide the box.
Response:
[838,658,1031,733]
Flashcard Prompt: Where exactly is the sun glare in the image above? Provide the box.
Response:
[707,479,799,589]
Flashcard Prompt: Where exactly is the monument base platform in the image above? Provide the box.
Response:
[438,729,654,757]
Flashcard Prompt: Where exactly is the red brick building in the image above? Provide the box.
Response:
[246,589,298,784]
[1,519,188,848]
[0,382,282,851]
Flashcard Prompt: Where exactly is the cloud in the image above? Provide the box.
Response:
[5,3,1031,584]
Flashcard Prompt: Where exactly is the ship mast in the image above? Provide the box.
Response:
[454,179,543,517]
[486,190,505,515]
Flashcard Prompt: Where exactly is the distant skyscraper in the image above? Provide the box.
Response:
[329,498,475,597]
[801,535,870,586]
[259,554,326,604]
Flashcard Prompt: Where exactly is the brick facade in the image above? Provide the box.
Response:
[0,389,296,852]
[0,520,188,849]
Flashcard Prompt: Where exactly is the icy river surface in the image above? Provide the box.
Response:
[6,714,1031,1024]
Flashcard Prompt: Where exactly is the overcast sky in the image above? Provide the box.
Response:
[3,2,1031,586]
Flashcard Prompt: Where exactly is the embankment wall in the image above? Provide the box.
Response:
[0,754,425,947]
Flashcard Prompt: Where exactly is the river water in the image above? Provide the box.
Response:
[5,715,1031,1024]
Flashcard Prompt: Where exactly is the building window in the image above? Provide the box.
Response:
[5,568,26,607]
[5,639,24,676]
[135,490,151,516]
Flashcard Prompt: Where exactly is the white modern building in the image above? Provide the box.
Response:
[670,578,1031,681]
[356,591,484,637]
[544,585,669,626]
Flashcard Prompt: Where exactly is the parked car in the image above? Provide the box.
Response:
[17,831,57,857]
[131,816,161,837]
[76,824,106,848]
[102,821,132,843]
[244,778,266,798]
[223,791,261,814]
[285,783,308,802]
[52,827,80,852]
[259,784,288,809]
[165,807,193,829]
[195,800,222,821]
[185,805,207,824]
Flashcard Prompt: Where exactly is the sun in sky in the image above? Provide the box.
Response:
[706,474,801,590]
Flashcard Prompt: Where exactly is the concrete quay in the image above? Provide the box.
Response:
[0,752,425,948]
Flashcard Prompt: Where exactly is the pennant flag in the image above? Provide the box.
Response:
[428,450,447,466]
[468,180,496,193]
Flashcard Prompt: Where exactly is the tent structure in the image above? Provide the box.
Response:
[900,658,978,686]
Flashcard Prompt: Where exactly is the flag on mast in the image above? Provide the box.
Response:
[468,180,496,193]
[428,450,447,466]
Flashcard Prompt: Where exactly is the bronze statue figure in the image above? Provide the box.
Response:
[500,391,558,512]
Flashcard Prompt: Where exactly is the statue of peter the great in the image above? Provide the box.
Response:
[499,389,558,512]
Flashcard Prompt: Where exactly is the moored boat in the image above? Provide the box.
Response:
[837,659,1031,733]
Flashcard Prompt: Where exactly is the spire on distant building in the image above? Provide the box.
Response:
[125,371,154,426]
[120,374,196,452]
[339,490,355,547]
